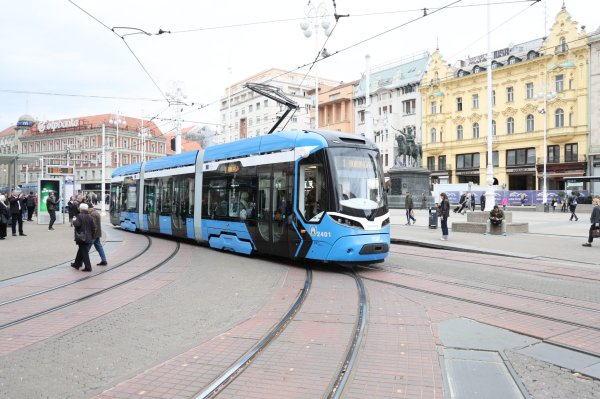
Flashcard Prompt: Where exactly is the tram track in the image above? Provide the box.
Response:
[192,267,369,399]
[0,235,152,307]
[362,269,600,332]
[359,263,600,315]
[0,238,180,331]
[389,244,600,283]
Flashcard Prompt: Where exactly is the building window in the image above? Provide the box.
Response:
[457,125,464,141]
[526,114,534,132]
[548,145,560,163]
[526,82,534,99]
[555,108,564,127]
[492,120,496,136]
[507,117,514,134]
[555,74,564,92]
[472,122,479,139]
[402,99,416,115]
[430,128,437,143]
[492,90,496,105]
[249,104,253,112]
[560,37,568,52]
[456,153,480,169]
[506,87,514,102]
[456,97,463,111]
[488,151,500,167]
[565,143,578,162]
[427,156,435,171]
[431,101,437,114]
[472,94,479,109]
[569,112,573,126]
[438,156,446,170]
[506,148,536,166]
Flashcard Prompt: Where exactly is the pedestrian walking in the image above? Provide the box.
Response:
[46,191,60,230]
[501,197,508,210]
[438,192,450,241]
[67,196,77,226]
[471,192,476,211]
[561,198,567,212]
[71,203,95,272]
[26,192,36,221]
[88,205,108,265]
[582,197,600,247]
[520,192,526,206]
[8,191,26,237]
[0,194,9,240]
[480,193,486,211]
[568,191,579,221]
[551,197,557,212]
[454,192,467,214]
[405,191,416,225]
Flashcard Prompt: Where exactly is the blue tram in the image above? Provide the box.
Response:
[110,130,390,263]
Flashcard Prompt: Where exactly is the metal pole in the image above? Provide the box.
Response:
[484,0,495,211]
[228,67,232,143]
[101,123,106,215]
[116,112,120,168]
[176,98,182,154]
[365,54,372,141]
[543,90,548,206]
[314,25,319,129]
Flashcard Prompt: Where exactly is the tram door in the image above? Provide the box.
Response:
[144,179,159,233]
[255,164,292,257]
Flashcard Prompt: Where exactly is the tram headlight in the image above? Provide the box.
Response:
[331,215,363,229]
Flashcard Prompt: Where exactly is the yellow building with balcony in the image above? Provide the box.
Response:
[421,5,588,191]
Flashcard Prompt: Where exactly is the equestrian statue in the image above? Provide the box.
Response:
[393,126,422,167]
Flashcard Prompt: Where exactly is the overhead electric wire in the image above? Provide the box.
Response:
[0,89,164,102]
[68,0,168,101]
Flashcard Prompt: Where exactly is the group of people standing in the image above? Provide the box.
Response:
[0,191,32,239]
[452,192,484,215]
[69,196,108,272]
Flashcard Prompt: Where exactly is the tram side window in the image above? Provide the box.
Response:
[160,177,172,215]
[298,158,328,223]
[207,179,228,218]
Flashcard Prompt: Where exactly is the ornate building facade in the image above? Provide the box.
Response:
[353,53,430,173]
[421,6,588,191]
[0,113,165,194]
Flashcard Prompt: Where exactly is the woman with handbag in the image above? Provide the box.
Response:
[0,194,9,240]
[439,192,450,241]
[582,197,600,247]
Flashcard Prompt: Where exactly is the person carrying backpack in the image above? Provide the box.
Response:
[568,191,579,221]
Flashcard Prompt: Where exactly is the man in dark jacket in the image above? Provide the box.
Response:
[46,191,60,230]
[405,191,416,225]
[26,192,36,221]
[8,190,26,236]
[72,203,95,272]
[484,205,507,236]
[88,206,107,265]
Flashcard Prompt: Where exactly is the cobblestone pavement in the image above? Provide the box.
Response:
[507,351,600,399]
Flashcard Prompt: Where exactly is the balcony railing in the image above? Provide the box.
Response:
[427,164,453,172]
[536,156,586,164]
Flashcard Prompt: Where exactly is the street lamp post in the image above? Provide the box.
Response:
[300,1,332,129]
[534,86,557,210]
[109,112,126,168]
[101,123,106,215]
[166,83,187,154]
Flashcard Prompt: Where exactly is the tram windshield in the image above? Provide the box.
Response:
[329,147,386,215]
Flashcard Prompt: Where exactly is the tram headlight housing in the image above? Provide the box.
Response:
[330,215,364,229]
[381,217,390,227]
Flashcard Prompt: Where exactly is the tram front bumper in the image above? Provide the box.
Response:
[326,233,390,262]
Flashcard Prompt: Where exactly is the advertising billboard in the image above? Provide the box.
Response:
[39,179,60,213]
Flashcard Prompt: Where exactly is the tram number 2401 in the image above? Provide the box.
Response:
[310,227,332,238]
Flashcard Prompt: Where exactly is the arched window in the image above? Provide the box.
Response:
[430,128,437,143]
[492,120,496,136]
[555,108,564,127]
[526,114,534,132]
[507,117,514,134]
[472,123,479,139]
[457,125,463,141]
[560,37,567,52]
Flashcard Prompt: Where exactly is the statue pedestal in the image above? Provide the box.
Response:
[388,167,432,209]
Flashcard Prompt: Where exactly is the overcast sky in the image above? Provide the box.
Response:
[1,0,597,134]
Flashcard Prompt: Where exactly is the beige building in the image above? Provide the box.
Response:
[316,80,357,133]
[589,25,600,192]
[421,5,588,191]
